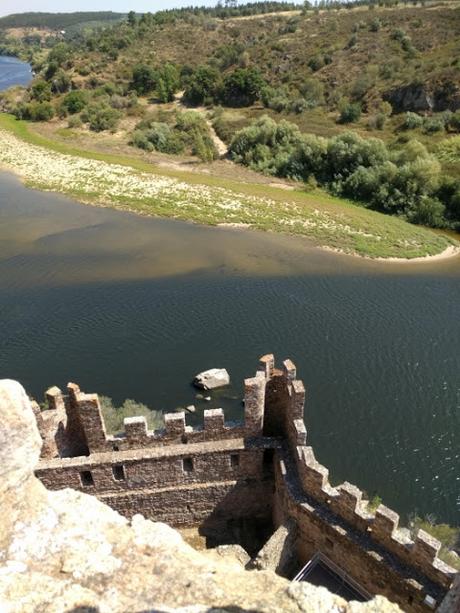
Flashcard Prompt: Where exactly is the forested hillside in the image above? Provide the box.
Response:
[0,12,125,31]
[1,1,459,230]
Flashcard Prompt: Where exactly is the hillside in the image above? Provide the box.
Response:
[0,12,125,31]
[0,1,459,239]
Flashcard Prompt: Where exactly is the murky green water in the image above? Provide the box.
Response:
[1,170,459,524]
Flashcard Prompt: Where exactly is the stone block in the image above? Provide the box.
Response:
[204,408,225,431]
[124,416,148,441]
[164,412,186,437]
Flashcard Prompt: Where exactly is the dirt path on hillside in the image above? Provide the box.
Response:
[173,93,228,158]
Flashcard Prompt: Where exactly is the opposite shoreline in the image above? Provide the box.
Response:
[0,115,457,263]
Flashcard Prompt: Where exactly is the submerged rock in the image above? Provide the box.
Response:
[193,368,230,390]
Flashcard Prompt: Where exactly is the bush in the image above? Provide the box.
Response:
[67,115,82,129]
[62,90,88,114]
[15,101,55,121]
[229,116,450,228]
[99,396,163,435]
[307,55,324,72]
[402,112,423,130]
[422,117,445,134]
[132,111,217,161]
[81,103,122,132]
[447,111,460,132]
[299,78,324,108]
[30,80,52,102]
[338,102,362,124]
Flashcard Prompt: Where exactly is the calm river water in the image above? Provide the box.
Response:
[0,172,459,525]
[0,57,458,525]
[0,55,32,90]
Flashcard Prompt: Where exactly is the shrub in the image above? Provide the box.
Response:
[402,112,423,130]
[51,70,71,94]
[338,102,362,124]
[132,122,185,154]
[307,55,324,72]
[15,101,55,121]
[81,103,122,132]
[447,111,460,132]
[299,78,325,108]
[228,116,450,228]
[99,396,163,435]
[62,90,88,114]
[30,80,52,102]
[422,117,445,134]
[369,18,381,31]
[391,28,406,42]
[67,115,82,129]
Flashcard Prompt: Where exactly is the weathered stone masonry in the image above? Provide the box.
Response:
[33,355,458,612]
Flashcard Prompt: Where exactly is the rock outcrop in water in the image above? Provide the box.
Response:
[0,378,402,612]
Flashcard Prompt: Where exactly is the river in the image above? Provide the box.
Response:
[0,58,459,526]
[0,170,459,525]
[0,55,32,90]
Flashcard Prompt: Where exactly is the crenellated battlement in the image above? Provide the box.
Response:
[32,355,458,612]
[36,374,266,459]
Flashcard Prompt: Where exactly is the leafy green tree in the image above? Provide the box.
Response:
[155,64,180,103]
[183,65,220,106]
[131,64,156,95]
[221,67,266,107]
[127,11,137,27]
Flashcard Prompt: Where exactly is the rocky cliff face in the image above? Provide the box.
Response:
[0,379,403,613]
[384,82,460,113]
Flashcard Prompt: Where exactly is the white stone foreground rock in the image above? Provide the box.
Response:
[193,368,230,390]
[0,379,401,613]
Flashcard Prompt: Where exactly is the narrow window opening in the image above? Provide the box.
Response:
[263,448,274,469]
[230,453,239,468]
[80,470,94,487]
[112,464,125,481]
[183,457,194,472]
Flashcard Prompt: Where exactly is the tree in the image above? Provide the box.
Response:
[131,64,156,95]
[221,67,266,107]
[127,11,137,27]
[183,65,220,106]
[155,64,180,103]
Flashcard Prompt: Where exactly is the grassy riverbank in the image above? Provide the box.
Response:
[0,113,456,259]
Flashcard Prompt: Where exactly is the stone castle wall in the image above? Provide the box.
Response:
[32,355,457,611]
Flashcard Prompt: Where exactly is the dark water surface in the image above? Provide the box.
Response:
[0,55,32,91]
[0,170,459,525]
